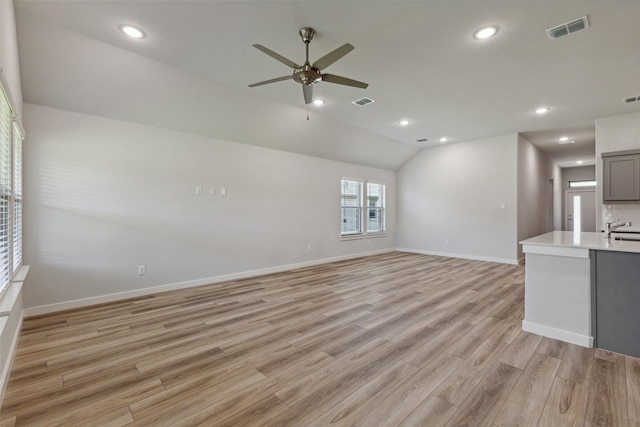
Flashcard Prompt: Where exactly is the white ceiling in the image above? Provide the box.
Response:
[13,1,640,170]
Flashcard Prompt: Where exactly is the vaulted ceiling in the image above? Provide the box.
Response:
[14,1,640,170]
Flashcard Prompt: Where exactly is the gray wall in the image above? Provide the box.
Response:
[396,134,519,264]
[23,104,396,313]
[517,134,556,260]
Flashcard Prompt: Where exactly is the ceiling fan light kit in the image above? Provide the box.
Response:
[249,27,369,105]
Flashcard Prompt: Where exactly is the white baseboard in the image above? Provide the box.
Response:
[396,247,519,266]
[522,320,593,348]
[24,248,394,317]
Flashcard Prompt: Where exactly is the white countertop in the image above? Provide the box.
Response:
[521,231,640,254]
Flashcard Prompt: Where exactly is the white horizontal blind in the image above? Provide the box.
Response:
[13,122,23,272]
[367,182,385,233]
[341,178,363,235]
[0,85,12,291]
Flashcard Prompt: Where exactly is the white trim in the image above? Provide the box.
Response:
[396,247,519,265]
[522,320,593,348]
[0,311,22,404]
[24,249,395,316]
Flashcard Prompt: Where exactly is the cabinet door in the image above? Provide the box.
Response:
[603,154,640,202]
[595,251,640,358]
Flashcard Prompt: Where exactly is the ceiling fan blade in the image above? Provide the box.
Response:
[252,44,300,69]
[248,75,292,87]
[303,85,313,104]
[312,43,354,70]
[321,74,368,89]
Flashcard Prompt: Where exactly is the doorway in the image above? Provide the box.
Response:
[565,190,596,232]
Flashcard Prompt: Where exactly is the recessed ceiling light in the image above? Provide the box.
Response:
[473,26,498,40]
[119,24,146,39]
[399,119,410,126]
[535,107,550,115]
[559,136,569,142]
[312,99,325,106]
[439,137,448,143]
[576,160,584,164]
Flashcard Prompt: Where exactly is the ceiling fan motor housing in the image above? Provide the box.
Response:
[293,64,322,85]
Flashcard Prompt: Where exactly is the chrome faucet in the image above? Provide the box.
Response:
[605,219,631,239]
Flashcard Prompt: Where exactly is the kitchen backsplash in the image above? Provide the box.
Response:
[602,204,640,232]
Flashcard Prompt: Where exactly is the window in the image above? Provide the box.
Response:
[13,122,23,271]
[0,82,23,297]
[340,178,386,236]
[367,182,385,233]
[569,180,596,188]
[341,179,363,235]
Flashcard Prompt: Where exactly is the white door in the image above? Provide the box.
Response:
[565,190,596,232]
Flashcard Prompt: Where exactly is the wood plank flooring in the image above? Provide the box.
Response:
[2,252,640,426]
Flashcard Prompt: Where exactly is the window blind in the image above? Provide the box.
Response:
[341,179,363,235]
[13,122,23,272]
[0,85,12,290]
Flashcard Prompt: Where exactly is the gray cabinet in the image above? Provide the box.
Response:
[602,150,640,203]
[594,250,640,358]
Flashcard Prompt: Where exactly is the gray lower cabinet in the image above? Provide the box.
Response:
[594,250,640,358]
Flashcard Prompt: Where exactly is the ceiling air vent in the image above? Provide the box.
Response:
[624,96,639,103]
[352,97,374,106]
[546,16,589,40]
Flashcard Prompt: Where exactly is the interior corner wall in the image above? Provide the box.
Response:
[595,111,640,231]
[22,104,397,313]
[552,164,563,231]
[396,134,518,264]
[0,0,23,119]
[517,134,555,260]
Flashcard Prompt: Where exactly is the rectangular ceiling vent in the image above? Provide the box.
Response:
[624,96,639,103]
[546,16,589,40]
[352,97,375,106]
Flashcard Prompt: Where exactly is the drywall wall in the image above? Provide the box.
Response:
[517,134,555,260]
[0,0,22,119]
[396,134,518,264]
[22,104,396,313]
[0,0,24,404]
[595,111,640,231]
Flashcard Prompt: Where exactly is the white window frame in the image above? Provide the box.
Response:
[366,181,386,235]
[0,81,23,299]
[340,178,364,236]
[340,177,387,240]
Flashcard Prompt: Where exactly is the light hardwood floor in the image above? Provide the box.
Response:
[2,252,640,426]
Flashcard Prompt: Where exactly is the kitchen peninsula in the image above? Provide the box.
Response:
[521,231,640,358]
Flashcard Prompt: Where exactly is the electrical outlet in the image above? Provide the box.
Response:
[307,244,312,253]
[444,240,449,246]
[209,187,216,195]
[138,265,146,275]
[195,186,203,195]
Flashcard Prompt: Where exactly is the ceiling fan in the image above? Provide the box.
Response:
[248,27,369,104]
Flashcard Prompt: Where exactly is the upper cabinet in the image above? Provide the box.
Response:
[602,150,640,203]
